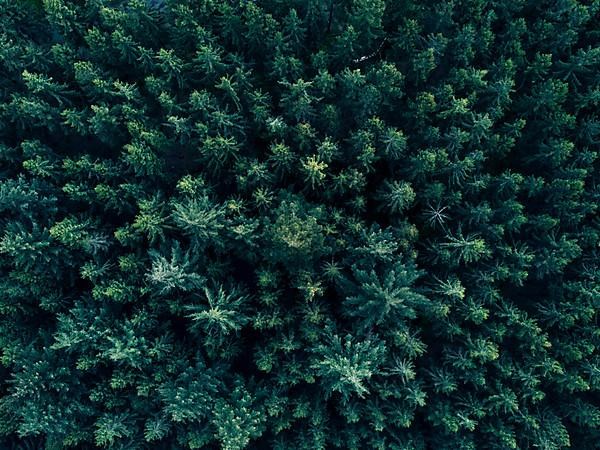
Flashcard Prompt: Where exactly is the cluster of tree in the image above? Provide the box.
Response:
[0,0,599,448]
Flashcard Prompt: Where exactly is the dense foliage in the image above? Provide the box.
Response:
[1,0,599,448]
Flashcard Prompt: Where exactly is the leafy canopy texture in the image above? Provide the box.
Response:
[1,0,599,449]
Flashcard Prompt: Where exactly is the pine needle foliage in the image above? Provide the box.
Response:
[0,0,599,448]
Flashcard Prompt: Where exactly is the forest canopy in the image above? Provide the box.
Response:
[0,0,599,449]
